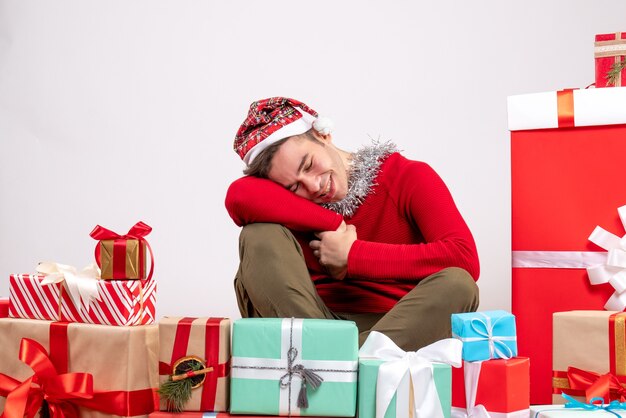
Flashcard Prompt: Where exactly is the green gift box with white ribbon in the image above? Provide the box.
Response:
[358,332,462,418]
[230,318,358,416]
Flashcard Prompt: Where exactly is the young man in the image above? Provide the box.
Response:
[225,97,479,351]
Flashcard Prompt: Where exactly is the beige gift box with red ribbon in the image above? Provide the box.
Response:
[158,317,231,412]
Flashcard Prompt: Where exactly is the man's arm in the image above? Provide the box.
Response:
[225,176,344,232]
[346,161,480,281]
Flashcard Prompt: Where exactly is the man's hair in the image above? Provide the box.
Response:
[243,129,321,178]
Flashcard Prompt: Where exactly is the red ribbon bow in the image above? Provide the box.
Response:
[0,338,158,418]
[0,338,94,418]
[89,221,154,280]
[568,366,626,403]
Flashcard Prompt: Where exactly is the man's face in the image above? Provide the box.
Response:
[267,135,349,204]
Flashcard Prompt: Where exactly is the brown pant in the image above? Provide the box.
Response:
[234,223,479,351]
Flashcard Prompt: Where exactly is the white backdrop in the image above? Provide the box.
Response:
[1,0,625,319]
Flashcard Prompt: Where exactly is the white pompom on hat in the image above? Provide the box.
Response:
[313,116,334,135]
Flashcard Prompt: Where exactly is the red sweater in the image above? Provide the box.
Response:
[225,152,479,313]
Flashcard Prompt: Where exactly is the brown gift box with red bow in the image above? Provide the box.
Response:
[552,311,626,404]
[0,317,159,418]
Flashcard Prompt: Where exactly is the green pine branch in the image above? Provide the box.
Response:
[606,59,626,86]
[158,378,194,412]
[157,359,205,412]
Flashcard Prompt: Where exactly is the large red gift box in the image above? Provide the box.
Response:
[451,358,530,417]
[507,87,626,404]
[595,32,626,88]
[9,273,156,325]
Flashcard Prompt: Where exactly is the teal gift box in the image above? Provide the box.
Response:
[230,318,358,416]
[451,310,517,361]
[358,331,461,418]
[358,359,452,418]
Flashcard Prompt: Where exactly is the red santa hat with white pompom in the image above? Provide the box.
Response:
[233,97,333,165]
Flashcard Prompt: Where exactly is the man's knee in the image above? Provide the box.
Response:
[438,267,479,312]
[239,223,299,259]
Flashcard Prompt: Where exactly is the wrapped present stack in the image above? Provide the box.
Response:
[358,330,462,418]
[508,34,626,404]
[0,221,160,418]
[450,310,530,418]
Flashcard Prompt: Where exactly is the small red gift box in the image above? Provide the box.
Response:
[595,32,626,88]
[90,221,154,280]
[508,88,626,404]
[452,358,530,417]
[9,273,156,325]
[0,298,8,318]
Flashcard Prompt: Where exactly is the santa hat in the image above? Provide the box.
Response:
[234,97,334,165]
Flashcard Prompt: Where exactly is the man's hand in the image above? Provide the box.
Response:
[309,221,357,280]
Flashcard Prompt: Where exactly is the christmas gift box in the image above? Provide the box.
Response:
[358,331,461,418]
[158,317,230,412]
[9,264,156,325]
[90,221,154,280]
[0,298,7,318]
[230,318,358,417]
[595,32,626,88]
[0,317,159,418]
[507,87,626,404]
[451,358,530,418]
[451,311,517,361]
[552,311,626,405]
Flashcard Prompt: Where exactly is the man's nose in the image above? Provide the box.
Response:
[302,175,321,195]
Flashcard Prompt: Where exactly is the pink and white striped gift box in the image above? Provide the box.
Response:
[8,274,156,326]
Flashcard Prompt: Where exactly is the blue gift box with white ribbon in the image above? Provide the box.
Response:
[451,310,517,362]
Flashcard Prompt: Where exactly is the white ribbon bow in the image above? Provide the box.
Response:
[586,205,626,311]
[37,261,102,313]
[359,331,462,418]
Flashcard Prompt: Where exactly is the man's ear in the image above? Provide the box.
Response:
[313,130,332,144]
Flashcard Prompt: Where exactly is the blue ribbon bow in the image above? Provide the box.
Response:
[562,393,626,417]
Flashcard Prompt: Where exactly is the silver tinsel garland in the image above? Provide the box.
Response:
[322,140,398,217]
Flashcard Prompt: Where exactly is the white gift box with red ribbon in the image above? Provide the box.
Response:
[508,87,626,131]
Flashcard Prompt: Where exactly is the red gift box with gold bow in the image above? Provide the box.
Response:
[0,317,159,418]
[553,311,626,404]
[595,32,626,88]
[158,317,230,412]
[90,221,154,281]
[507,88,626,404]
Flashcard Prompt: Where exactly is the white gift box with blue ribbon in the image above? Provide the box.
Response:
[451,311,517,362]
